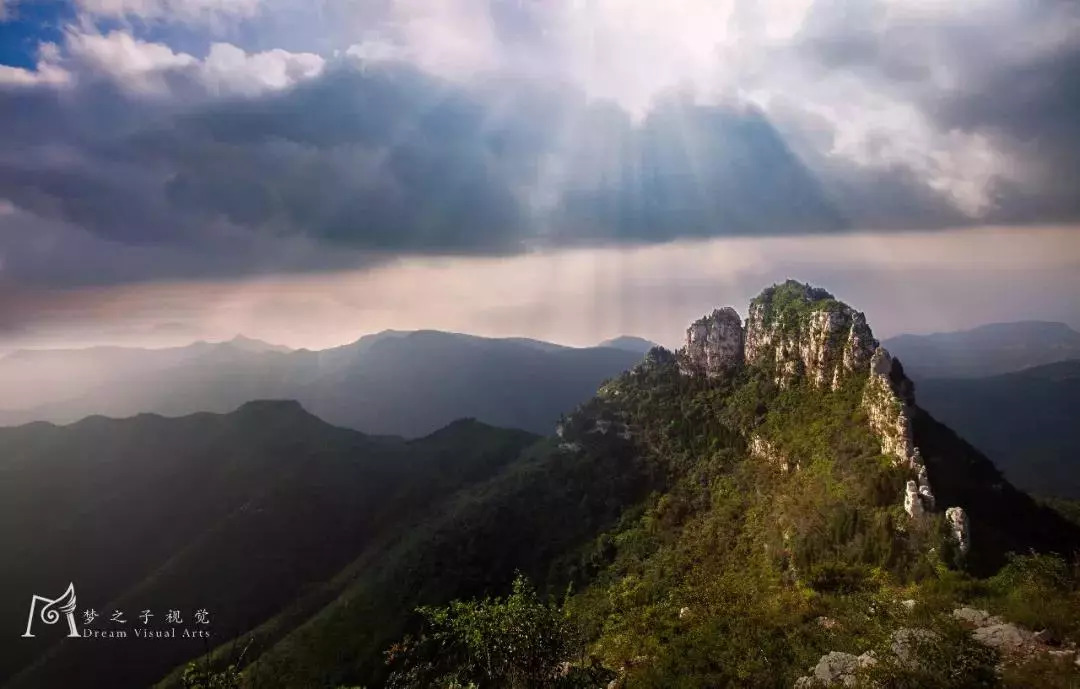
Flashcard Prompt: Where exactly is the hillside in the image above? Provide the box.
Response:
[0,405,536,689]
[0,331,641,437]
[597,336,661,353]
[168,282,1080,689]
[883,321,1080,379]
[915,360,1080,499]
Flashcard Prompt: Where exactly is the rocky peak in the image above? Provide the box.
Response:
[744,281,877,390]
[675,281,969,546]
[680,307,745,377]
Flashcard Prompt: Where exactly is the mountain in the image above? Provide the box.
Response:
[297,331,643,437]
[597,335,661,353]
[0,331,641,437]
[915,360,1080,499]
[0,404,536,689]
[883,321,1080,379]
[0,337,292,412]
[147,281,1079,689]
[224,335,293,354]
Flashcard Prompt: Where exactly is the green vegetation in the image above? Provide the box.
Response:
[0,406,535,689]
[362,353,1078,688]
[181,662,242,689]
[751,280,844,334]
[8,283,1080,689]
[167,338,1075,689]
[385,575,612,689]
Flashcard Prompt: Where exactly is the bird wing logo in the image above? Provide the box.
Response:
[22,583,80,638]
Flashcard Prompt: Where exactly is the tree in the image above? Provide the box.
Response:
[385,575,612,689]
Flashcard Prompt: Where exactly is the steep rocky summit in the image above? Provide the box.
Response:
[680,307,745,377]
[743,281,877,390]
[677,282,956,535]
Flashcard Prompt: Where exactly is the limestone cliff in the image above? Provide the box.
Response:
[678,281,954,531]
[680,307,744,377]
[863,345,936,516]
[744,281,876,390]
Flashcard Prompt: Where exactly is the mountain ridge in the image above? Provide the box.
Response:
[0,330,641,436]
[6,282,1080,689]
[883,320,1080,379]
[165,280,1080,689]
[0,402,537,689]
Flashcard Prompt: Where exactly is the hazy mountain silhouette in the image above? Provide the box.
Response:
[916,360,1080,498]
[883,321,1080,379]
[0,332,641,437]
[597,335,661,353]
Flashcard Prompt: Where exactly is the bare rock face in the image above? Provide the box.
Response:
[863,346,938,519]
[904,480,925,519]
[946,506,970,554]
[863,347,917,465]
[681,307,745,377]
[750,434,793,473]
[744,281,877,391]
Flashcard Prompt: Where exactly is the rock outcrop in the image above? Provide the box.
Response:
[680,308,744,377]
[951,606,1076,662]
[744,281,877,391]
[862,346,937,518]
[750,434,792,473]
[946,506,970,554]
[676,281,972,551]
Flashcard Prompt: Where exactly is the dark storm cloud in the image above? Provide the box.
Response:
[0,58,858,277]
[1,0,1079,290]
[792,0,1080,224]
[151,66,537,253]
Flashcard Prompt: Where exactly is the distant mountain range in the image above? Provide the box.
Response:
[597,335,661,353]
[878,321,1080,498]
[914,360,1080,499]
[883,320,1080,379]
[0,331,642,437]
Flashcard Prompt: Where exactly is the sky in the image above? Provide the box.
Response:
[0,0,1078,351]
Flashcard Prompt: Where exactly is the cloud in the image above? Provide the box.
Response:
[0,0,1078,292]
[4,225,1079,351]
[47,28,324,96]
[75,0,262,26]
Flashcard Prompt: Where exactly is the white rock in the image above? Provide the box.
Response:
[973,623,1035,652]
[681,307,745,377]
[904,480,925,519]
[953,607,1003,628]
[946,507,970,554]
[794,651,876,688]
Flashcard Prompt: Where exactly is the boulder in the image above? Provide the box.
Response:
[794,651,876,688]
[952,607,1003,628]
[972,623,1035,652]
